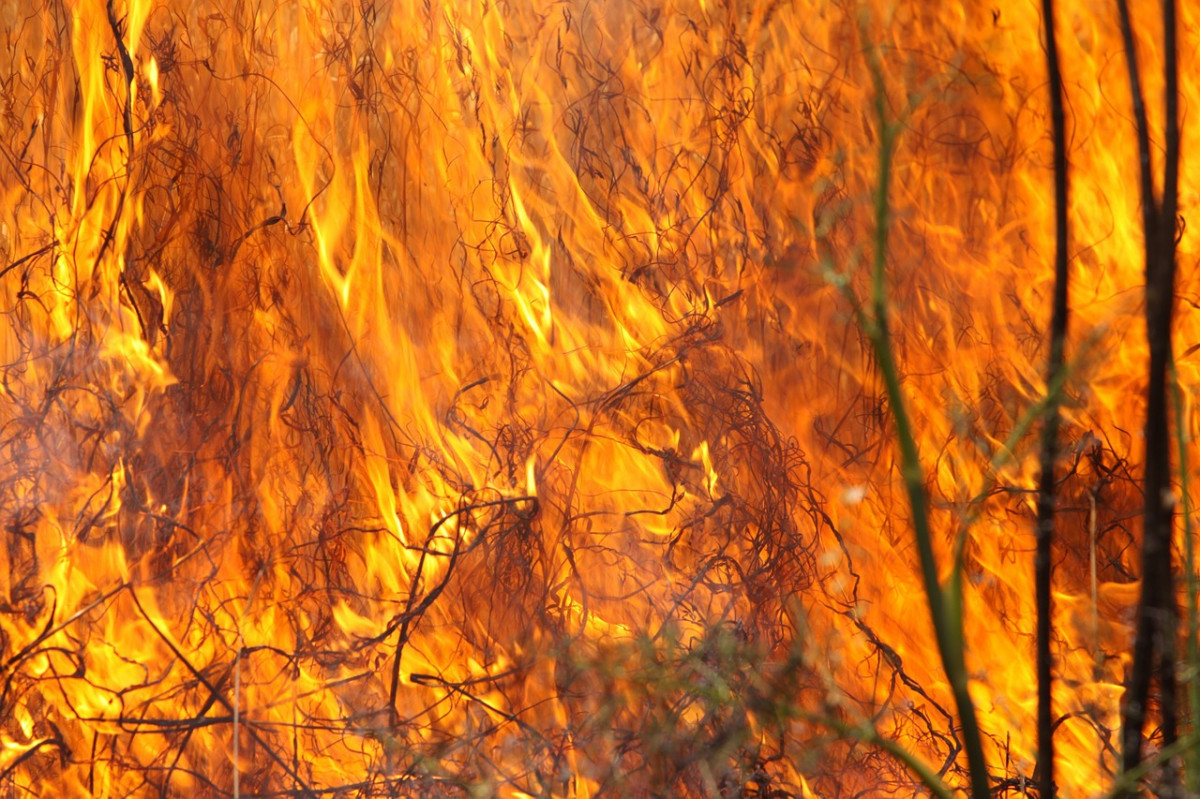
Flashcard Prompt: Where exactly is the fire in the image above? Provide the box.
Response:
[0,0,1196,795]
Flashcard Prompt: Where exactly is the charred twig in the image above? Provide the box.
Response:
[0,241,57,281]
[386,495,538,726]
[0,734,67,786]
[817,715,955,799]
[104,0,135,154]
[127,587,318,798]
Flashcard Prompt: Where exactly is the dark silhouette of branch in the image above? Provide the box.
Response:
[1117,0,1182,790]
[386,495,538,726]
[1035,0,1071,794]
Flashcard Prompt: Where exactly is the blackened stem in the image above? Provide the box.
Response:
[1035,0,1071,794]
[1117,0,1182,789]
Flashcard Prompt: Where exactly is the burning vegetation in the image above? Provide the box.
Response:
[0,0,1197,796]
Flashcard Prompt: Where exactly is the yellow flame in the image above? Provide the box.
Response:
[0,0,1197,796]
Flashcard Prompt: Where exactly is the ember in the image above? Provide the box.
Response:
[0,0,1196,796]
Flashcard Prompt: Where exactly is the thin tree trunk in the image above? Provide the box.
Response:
[1117,0,1181,790]
[1035,0,1070,793]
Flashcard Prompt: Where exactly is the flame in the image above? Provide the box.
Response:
[0,0,1197,795]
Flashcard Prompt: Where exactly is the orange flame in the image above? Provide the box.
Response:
[0,0,1197,796]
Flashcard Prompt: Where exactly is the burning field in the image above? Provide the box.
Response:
[0,0,1197,795]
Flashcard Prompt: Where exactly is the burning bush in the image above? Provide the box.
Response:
[0,0,1196,796]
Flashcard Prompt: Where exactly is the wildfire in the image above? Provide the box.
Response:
[0,0,1196,796]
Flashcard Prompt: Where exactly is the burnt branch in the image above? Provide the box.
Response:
[1034,0,1071,794]
[1116,0,1183,789]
